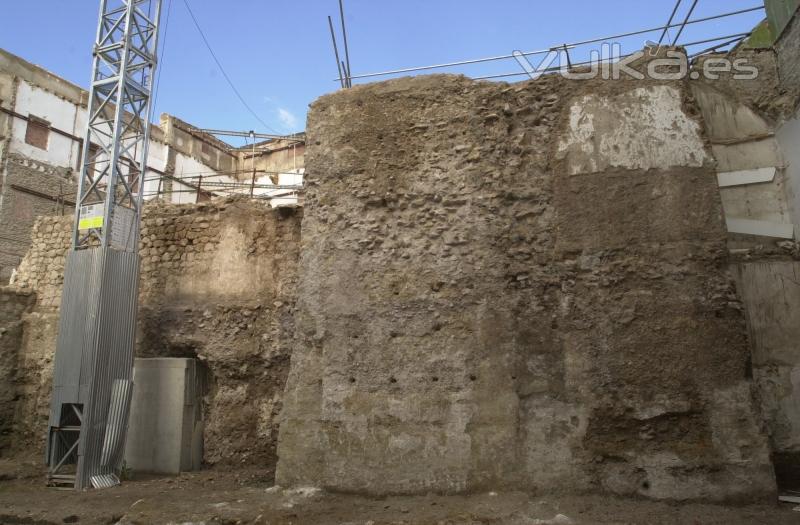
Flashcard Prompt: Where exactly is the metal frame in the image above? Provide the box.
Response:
[199,128,306,143]
[332,5,765,84]
[327,0,353,88]
[73,0,162,252]
[47,0,162,490]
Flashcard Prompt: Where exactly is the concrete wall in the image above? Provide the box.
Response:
[778,108,800,227]
[691,83,793,248]
[732,262,800,489]
[159,115,239,205]
[247,141,305,175]
[125,358,204,474]
[7,198,302,469]
[275,74,775,501]
[163,116,237,175]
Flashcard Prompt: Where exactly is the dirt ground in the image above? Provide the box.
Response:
[0,460,798,525]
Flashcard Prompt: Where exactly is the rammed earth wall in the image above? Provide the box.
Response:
[275,72,776,501]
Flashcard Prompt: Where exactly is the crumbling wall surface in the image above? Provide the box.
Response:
[732,260,800,490]
[775,6,800,108]
[136,199,301,468]
[7,311,59,458]
[11,198,302,469]
[276,74,775,501]
[0,287,34,454]
[693,47,797,123]
[2,217,65,456]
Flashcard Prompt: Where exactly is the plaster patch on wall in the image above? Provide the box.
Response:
[557,85,710,175]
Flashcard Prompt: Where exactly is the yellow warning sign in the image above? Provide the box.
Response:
[78,204,104,231]
[79,215,104,230]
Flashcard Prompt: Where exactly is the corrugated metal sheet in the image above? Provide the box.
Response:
[90,473,120,489]
[99,379,133,469]
[46,247,140,489]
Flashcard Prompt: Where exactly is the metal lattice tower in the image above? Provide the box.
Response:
[46,0,162,490]
[74,0,161,250]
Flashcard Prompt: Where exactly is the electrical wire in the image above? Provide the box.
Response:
[672,0,700,46]
[181,0,283,135]
[150,0,173,123]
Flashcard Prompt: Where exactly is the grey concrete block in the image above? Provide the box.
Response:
[124,358,204,474]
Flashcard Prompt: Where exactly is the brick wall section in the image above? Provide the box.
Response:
[10,197,302,469]
[0,153,75,283]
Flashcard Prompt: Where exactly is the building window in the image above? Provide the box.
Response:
[201,141,215,161]
[25,116,50,150]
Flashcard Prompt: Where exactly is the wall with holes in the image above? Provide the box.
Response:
[276,71,776,501]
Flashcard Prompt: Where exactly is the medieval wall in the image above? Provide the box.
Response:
[275,73,776,501]
[7,198,301,469]
[0,286,34,454]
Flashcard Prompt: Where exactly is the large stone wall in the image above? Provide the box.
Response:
[275,73,776,501]
[8,198,301,468]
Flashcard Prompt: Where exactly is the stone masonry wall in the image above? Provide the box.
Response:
[275,73,776,501]
[8,198,301,469]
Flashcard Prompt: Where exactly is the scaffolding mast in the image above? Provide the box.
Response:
[74,0,161,250]
[46,0,162,490]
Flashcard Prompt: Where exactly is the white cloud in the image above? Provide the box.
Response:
[277,108,298,129]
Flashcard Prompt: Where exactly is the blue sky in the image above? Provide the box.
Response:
[0,1,766,140]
